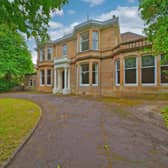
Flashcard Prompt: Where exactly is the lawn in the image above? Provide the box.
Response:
[161,107,168,127]
[0,98,41,166]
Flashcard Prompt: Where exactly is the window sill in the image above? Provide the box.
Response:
[124,84,138,86]
[115,84,120,87]
[92,84,98,87]
[141,83,157,86]
[160,83,168,86]
[80,84,90,87]
[78,49,100,54]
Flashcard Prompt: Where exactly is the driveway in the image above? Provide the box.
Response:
[1,93,168,168]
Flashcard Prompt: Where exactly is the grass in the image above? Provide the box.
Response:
[161,107,168,127]
[0,98,41,166]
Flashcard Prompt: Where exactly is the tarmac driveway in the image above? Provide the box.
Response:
[1,93,168,168]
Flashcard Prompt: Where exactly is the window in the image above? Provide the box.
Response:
[161,55,168,84]
[47,69,52,85]
[92,63,98,85]
[62,44,67,57]
[80,31,89,52]
[124,57,137,84]
[92,31,98,50]
[39,48,45,61]
[141,55,156,84]
[47,48,52,60]
[40,70,45,85]
[80,64,89,85]
[29,79,33,86]
[115,59,120,85]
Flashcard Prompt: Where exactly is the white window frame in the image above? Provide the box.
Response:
[80,63,90,86]
[46,69,52,86]
[160,55,168,86]
[92,31,99,50]
[40,70,45,86]
[141,55,157,86]
[124,57,138,86]
[80,31,89,52]
[92,63,98,86]
[115,59,120,86]
[47,48,53,61]
[62,44,67,57]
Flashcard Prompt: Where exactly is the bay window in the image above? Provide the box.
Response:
[47,69,52,85]
[92,63,98,85]
[47,48,52,60]
[92,31,98,50]
[39,48,45,61]
[80,64,89,85]
[80,32,89,52]
[161,55,168,84]
[141,55,156,84]
[40,70,45,85]
[124,57,137,84]
[115,59,120,85]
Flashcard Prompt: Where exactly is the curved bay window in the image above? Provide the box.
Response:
[80,31,89,52]
[40,70,45,85]
[92,31,98,50]
[115,59,120,86]
[161,55,168,84]
[39,48,45,62]
[124,57,137,85]
[47,48,52,60]
[92,63,98,85]
[80,64,89,86]
[47,69,52,85]
[62,44,67,57]
[141,55,156,85]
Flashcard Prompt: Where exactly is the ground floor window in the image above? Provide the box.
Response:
[47,69,52,85]
[92,63,98,85]
[161,55,168,84]
[141,55,155,84]
[80,63,89,85]
[40,70,45,85]
[115,59,120,85]
[124,57,137,84]
[29,79,33,86]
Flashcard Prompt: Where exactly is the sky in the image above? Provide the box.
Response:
[27,0,145,64]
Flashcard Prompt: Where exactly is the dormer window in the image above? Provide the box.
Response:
[39,48,45,61]
[62,44,67,57]
[80,31,89,52]
[92,31,98,50]
[47,48,52,60]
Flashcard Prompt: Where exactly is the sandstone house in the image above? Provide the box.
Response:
[36,17,168,96]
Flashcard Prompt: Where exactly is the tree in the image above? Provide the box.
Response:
[0,0,68,42]
[0,24,33,91]
[139,0,168,60]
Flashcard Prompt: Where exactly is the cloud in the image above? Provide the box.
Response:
[95,6,145,35]
[48,21,63,30]
[128,0,135,3]
[67,10,76,15]
[50,9,64,17]
[82,0,105,7]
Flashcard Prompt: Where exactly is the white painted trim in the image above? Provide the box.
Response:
[79,63,90,86]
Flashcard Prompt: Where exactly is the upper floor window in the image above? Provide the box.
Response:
[39,48,45,62]
[115,59,120,86]
[80,31,89,52]
[47,48,52,60]
[141,55,156,84]
[80,63,89,86]
[92,31,98,50]
[92,63,98,85]
[160,55,168,84]
[124,57,137,85]
[62,44,67,57]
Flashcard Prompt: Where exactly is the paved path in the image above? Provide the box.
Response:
[1,93,168,168]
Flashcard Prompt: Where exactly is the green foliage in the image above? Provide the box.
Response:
[139,0,168,59]
[0,0,68,42]
[161,107,168,127]
[0,24,33,91]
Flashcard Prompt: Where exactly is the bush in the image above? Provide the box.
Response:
[0,79,17,92]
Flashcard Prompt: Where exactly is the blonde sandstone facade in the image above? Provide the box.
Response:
[36,17,168,96]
